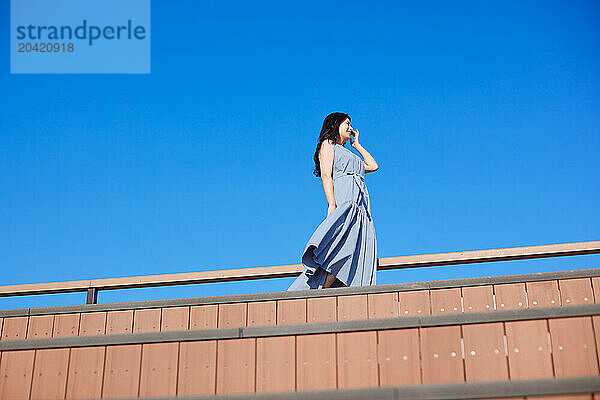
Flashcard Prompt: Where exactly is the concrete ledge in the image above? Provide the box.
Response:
[0,308,29,317]
[0,266,598,318]
[96,376,600,400]
[0,327,241,350]
[1,303,598,351]
[244,303,600,338]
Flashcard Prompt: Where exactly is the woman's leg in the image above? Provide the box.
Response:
[323,272,337,288]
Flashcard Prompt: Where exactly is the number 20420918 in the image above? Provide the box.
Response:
[18,42,74,52]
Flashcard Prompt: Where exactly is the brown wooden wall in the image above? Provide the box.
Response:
[1,277,598,340]
[0,314,599,399]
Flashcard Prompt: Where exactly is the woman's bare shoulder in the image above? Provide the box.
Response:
[322,139,335,148]
[319,139,335,163]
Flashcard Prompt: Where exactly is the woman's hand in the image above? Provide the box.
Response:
[327,203,337,217]
[350,128,360,148]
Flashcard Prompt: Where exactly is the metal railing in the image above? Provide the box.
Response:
[1,240,598,304]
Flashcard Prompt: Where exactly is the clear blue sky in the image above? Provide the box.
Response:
[1,1,599,310]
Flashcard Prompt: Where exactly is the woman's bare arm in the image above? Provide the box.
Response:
[319,139,337,216]
[354,142,379,173]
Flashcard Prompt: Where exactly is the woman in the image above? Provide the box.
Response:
[288,112,379,290]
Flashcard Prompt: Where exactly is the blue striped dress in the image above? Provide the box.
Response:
[288,142,378,290]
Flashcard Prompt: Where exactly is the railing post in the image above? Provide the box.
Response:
[86,288,98,304]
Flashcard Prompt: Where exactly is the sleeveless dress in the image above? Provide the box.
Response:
[287,142,377,290]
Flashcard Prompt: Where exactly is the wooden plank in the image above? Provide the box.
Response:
[420,325,463,384]
[534,395,591,400]
[307,297,337,323]
[27,315,54,339]
[79,312,106,336]
[549,316,599,377]
[139,342,178,397]
[161,307,189,331]
[526,280,560,307]
[248,301,276,327]
[494,283,527,310]
[398,290,430,316]
[218,303,247,328]
[505,319,553,379]
[0,318,3,338]
[379,241,600,270]
[337,295,367,321]
[178,341,217,396]
[277,299,307,325]
[1,316,28,340]
[462,322,508,382]
[65,347,105,400]
[133,308,161,333]
[90,263,304,290]
[533,396,593,400]
[102,344,142,398]
[296,333,336,391]
[0,350,35,400]
[462,285,494,312]
[378,329,420,386]
[430,288,462,314]
[256,336,295,392]
[53,313,80,337]
[30,348,69,400]
[593,316,600,370]
[592,277,600,303]
[190,305,218,329]
[106,310,134,334]
[367,292,399,319]
[216,338,256,394]
[559,278,594,305]
[0,279,92,297]
[337,331,378,389]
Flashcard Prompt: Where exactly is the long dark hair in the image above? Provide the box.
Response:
[313,112,350,177]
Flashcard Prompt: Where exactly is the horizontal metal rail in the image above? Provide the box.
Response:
[1,266,599,318]
[1,240,598,304]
